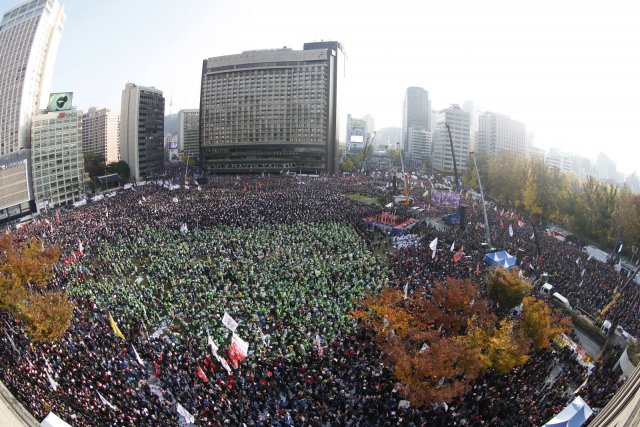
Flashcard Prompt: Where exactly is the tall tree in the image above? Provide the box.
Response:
[0,235,72,342]
[520,296,572,349]
[485,267,533,314]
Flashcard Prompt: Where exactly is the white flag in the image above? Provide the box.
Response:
[176,403,195,424]
[97,391,119,411]
[4,331,18,353]
[46,372,58,391]
[222,312,238,332]
[576,258,580,265]
[581,268,586,276]
[180,223,188,234]
[404,283,408,300]
[450,241,455,252]
[530,232,535,240]
[42,352,54,374]
[429,237,438,259]
[587,255,592,261]
[207,331,232,374]
[132,346,145,366]
[508,224,514,237]
[172,197,179,203]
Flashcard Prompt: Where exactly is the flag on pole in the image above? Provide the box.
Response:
[576,258,580,265]
[228,333,249,369]
[429,237,438,259]
[403,283,409,300]
[222,312,238,332]
[132,346,144,366]
[207,331,232,374]
[108,313,126,340]
[46,372,58,391]
[97,391,119,411]
[530,232,535,240]
[453,245,464,263]
[450,241,455,252]
[312,334,324,357]
[581,268,586,276]
[196,366,208,382]
[500,208,504,217]
[176,403,195,424]
[508,224,514,237]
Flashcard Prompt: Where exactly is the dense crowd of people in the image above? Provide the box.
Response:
[0,170,630,425]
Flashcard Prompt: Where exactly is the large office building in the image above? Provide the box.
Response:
[0,0,66,156]
[199,41,345,174]
[432,105,470,173]
[402,87,431,162]
[82,107,119,164]
[31,109,84,207]
[477,112,527,156]
[120,83,165,181]
[407,128,431,165]
[346,114,368,153]
[177,109,199,161]
[0,150,33,221]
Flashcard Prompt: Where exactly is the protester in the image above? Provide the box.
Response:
[0,172,628,426]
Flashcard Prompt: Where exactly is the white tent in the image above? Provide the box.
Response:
[544,396,593,427]
[41,412,72,427]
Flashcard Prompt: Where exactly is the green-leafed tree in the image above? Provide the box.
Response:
[106,160,130,180]
[485,267,533,314]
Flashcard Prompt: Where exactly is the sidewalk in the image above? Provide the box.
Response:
[0,381,40,427]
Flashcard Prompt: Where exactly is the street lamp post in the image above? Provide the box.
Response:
[471,151,492,248]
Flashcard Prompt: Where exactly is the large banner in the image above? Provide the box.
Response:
[430,189,460,207]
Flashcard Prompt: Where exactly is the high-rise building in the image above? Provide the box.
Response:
[177,109,199,161]
[0,0,66,156]
[199,41,345,174]
[402,87,431,160]
[363,114,375,142]
[432,105,470,173]
[596,152,617,181]
[82,108,119,164]
[0,150,33,222]
[477,112,527,156]
[407,128,431,165]
[346,114,367,153]
[545,148,572,173]
[164,133,178,163]
[31,109,84,207]
[120,83,165,181]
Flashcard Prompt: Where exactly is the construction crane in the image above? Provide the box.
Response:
[596,264,640,323]
[444,122,460,192]
[398,150,411,206]
[359,131,377,173]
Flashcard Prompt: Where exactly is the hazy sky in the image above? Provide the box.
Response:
[3,0,638,174]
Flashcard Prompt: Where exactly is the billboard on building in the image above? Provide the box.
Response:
[48,92,73,111]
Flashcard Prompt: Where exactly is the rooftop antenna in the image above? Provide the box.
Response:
[169,94,173,115]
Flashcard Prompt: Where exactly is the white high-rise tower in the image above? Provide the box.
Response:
[0,0,66,156]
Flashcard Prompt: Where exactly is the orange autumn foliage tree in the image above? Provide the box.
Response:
[353,278,504,407]
[0,234,72,342]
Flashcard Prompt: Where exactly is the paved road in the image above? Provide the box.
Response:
[574,324,603,358]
